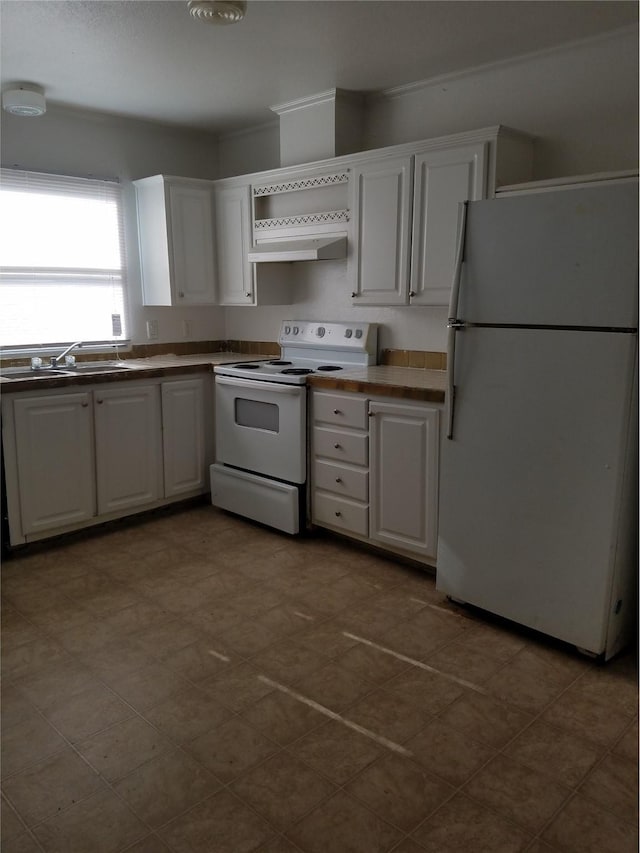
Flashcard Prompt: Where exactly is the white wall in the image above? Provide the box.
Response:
[1,105,226,347]
[217,121,280,179]
[223,28,638,353]
[364,28,638,179]
[225,261,446,354]
[2,28,637,355]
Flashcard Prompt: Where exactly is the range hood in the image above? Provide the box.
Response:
[248,236,347,263]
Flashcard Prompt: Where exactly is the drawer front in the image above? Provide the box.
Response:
[313,426,368,466]
[313,459,369,502]
[313,392,368,429]
[313,491,369,537]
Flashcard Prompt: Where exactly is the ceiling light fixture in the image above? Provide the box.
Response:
[2,84,47,117]
[188,0,246,25]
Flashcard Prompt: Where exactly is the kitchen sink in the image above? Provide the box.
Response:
[1,361,135,380]
[67,362,132,373]
[1,368,71,379]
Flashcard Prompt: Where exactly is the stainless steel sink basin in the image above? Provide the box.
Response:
[1,361,134,380]
[1,368,71,379]
[67,363,132,373]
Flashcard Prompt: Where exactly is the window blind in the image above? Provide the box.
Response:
[0,168,129,352]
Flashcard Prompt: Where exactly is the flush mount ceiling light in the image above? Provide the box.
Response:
[2,84,46,117]
[188,0,246,24]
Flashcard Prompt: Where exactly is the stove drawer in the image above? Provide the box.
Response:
[313,491,368,537]
[313,392,368,429]
[313,426,368,466]
[313,459,368,502]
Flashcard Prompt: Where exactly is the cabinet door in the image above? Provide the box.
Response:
[161,378,207,498]
[94,384,162,514]
[369,401,440,559]
[168,183,217,305]
[349,156,413,306]
[215,185,255,305]
[13,393,95,535]
[410,143,487,306]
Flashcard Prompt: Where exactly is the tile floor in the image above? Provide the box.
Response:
[1,503,638,853]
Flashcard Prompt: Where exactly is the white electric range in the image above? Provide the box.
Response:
[214,320,378,384]
[211,321,378,534]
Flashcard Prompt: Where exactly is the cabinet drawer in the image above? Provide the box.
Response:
[313,393,368,429]
[313,426,368,466]
[313,459,368,502]
[313,491,369,537]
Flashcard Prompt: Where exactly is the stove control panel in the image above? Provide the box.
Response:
[279,321,378,363]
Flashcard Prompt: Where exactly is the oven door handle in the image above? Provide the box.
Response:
[215,375,304,395]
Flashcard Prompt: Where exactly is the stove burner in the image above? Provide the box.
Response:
[233,363,262,369]
[281,368,313,375]
[268,360,292,366]
[316,365,343,371]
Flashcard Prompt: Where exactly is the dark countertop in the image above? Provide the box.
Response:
[1,354,447,401]
[308,365,447,403]
[0,352,254,393]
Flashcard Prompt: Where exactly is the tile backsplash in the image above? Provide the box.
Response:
[1,342,446,369]
[380,349,447,370]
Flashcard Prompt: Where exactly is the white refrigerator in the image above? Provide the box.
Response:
[436,180,638,660]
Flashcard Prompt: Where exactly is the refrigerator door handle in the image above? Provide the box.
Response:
[446,201,468,440]
[446,324,458,439]
[447,201,468,325]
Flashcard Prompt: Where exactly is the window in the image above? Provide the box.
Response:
[0,168,129,353]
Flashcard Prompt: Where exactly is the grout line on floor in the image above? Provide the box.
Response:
[257,674,413,757]
[206,649,231,662]
[292,610,315,621]
[343,631,489,695]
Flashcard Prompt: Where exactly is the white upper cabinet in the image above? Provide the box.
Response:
[410,143,487,306]
[134,175,217,306]
[349,156,414,305]
[347,127,533,307]
[215,184,255,306]
[214,183,294,307]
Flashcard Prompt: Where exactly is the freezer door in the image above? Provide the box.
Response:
[458,182,638,328]
[437,326,637,654]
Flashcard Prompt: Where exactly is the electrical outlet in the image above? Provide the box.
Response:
[182,319,192,339]
[111,314,122,336]
[146,319,159,340]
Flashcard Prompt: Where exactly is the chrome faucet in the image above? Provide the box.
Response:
[50,341,83,368]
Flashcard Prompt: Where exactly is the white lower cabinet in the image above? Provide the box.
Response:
[311,391,370,538]
[369,400,440,559]
[11,392,96,536]
[311,389,441,564]
[94,384,162,514]
[161,378,207,497]
[2,373,213,545]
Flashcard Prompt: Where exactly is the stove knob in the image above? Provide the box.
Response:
[354,329,363,339]
[316,327,325,338]
[345,329,353,338]
[293,326,299,334]
[284,325,291,334]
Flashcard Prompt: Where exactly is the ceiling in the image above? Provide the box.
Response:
[1,0,637,135]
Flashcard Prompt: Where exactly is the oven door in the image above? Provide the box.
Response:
[215,375,306,484]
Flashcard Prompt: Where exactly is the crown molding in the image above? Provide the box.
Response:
[368,24,638,104]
